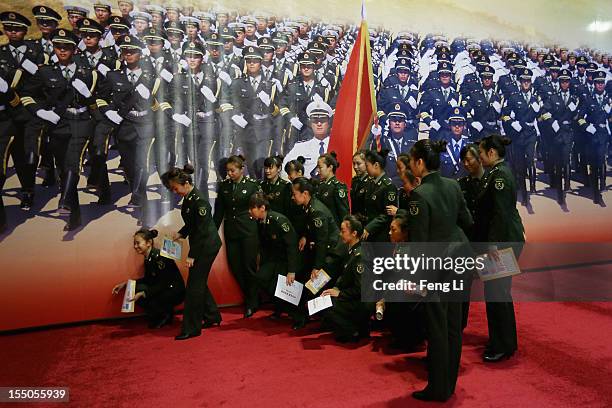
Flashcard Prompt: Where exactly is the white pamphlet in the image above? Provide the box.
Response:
[307,295,333,316]
[121,279,136,313]
[477,248,521,281]
[274,275,304,306]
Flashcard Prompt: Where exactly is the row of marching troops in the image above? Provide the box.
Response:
[0,4,611,233]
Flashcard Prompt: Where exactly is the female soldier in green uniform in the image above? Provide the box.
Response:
[283,157,307,239]
[386,168,420,217]
[162,165,222,340]
[260,155,292,215]
[407,139,473,402]
[350,150,369,218]
[362,150,397,242]
[320,215,372,342]
[477,135,525,362]
[214,155,262,318]
[112,228,185,330]
[314,152,349,226]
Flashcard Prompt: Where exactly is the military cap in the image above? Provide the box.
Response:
[388,103,408,120]
[228,22,245,33]
[506,51,519,62]
[143,27,165,41]
[448,106,467,122]
[164,20,185,35]
[395,57,411,71]
[165,5,182,13]
[557,69,571,80]
[306,100,333,118]
[117,0,134,4]
[298,52,316,65]
[519,68,533,80]
[193,12,214,22]
[308,42,326,54]
[437,52,451,63]
[0,12,31,27]
[131,11,152,23]
[182,41,205,56]
[480,65,495,77]
[181,16,199,29]
[576,56,588,67]
[295,16,310,25]
[593,70,606,82]
[513,59,526,69]
[241,15,256,26]
[322,29,338,40]
[145,5,166,16]
[93,0,112,11]
[51,28,78,46]
[206,33,223,46]
[109,15,130,30]
[272,33,289,45]
[243,46,263,59]
[64,5,89,18]
[437,61,453,74]
[549,60,561,71]
[119,34,144,49]
[586,62,598,73]
[33,6,62,22]
[219,26,235,40]
[256,36,274,50]
[77,18,103,34]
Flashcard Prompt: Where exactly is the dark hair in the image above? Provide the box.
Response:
[226,155,245,168]
[409,139,446,171]
[318,151,339,173]
[134,228,158,242]
[248,192,270,209]
[264,155,284,169]
[479,135,512,158]
[392,212,410,238]
[284,156,306,175]
[161,164,194,189]
[364,149,389,168]
[397,153,411,169]
[291,177,315,194]
[352,150,367,161]
[342,215,365,237]
[459,143,480,162]
[400,167,417,184]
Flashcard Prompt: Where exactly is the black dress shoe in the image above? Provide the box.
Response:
[412,390,448,402]
[483,350,514,362]
[151,314,173,329]
[20,194,34,210]
[174,332,201,341]
[243,308,255,318]
[202,319,221,328]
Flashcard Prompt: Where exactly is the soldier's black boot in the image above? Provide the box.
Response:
[93,156,112,205]
[42,166,56,187]
[61,170,82,231]
[564,164,571,191]
[20,191,34,211]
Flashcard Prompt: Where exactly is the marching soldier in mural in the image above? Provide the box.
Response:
[419,61,461,142]
[21,29,99,231]
[461,65,503,141]
[440,107,470,179]
[0,53,19,232]
[31,6,61,62]
[63,4,88,32]
[0,11,46,211]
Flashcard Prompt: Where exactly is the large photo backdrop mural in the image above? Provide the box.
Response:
[0,0,611,331]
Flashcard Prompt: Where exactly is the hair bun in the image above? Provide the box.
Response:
[378,148,390,160]
[238,154,246,161]
[500,136,512,146]
[275,154,285,161]
[183,163,195,174]
[329,151,337,159]
[432,140,448,154]
[150,229,159,238]
[296,156,306,164]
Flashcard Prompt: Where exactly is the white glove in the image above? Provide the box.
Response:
[72,78,92,98]
[172,113,191,127]
[36,109,60,124]
[471,121,483,132]
[371,123,382,136]
[231,114,248,128]
[0,77,8,93]
[605,104,611,114]
[285,68,294,80]
[105,110,123,125]
[429,120,441,131]
[321,77,330,87]
[218,70,232,86]
[21,59,38,75]
[200,85,217,103]
[258,90,271,106]
[272,78,283,93]
[449,98,458,107]
[586,124,596,134]
[97,63,110,76]
[531,102,540,113]
[141,48,150,56]
[492,100,502,113]
[135,84,150,99]
[511,121,522,132]
[179,60,188,71]
[567,101,577,112]
[312,93,323,103]
[408,95,417,109]
[510,110,516,119]
[552,120,560,133]
[160,69,173,83]
[290,117,303,130]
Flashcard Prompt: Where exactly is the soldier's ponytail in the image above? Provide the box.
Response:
[479,134,511,158]
[409,139,445,171]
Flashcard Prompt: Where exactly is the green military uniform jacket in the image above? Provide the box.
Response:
[364,172,397,242]
[136,248,185,297]
[475,161,525,243]
[260,177,292,216]
[178,187,221,258]
[214,176,261,240]
[350,174,370,217]
[259,211,299,274]
[458,174,483,241]
[304,197,340,270]
[334,242,365,302]
[314,175,349,225]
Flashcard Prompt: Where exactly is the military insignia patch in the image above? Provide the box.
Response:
[494,178,504,190]
[314,218,322,228]
[157,260,164,269]
[388,191,396,201]
[242,189,247,194]
[59,29,66,36]
[40,7,47,13]
[339,189,346,198]
[125,36,131,43]
[409,201,419,216]
[83,19,90,26]
[323,191,329,197]
[198,207,207,216]
[372,194,377,200]
[356,263,364,274]
[282,223,290,232]
[185,208,190,213]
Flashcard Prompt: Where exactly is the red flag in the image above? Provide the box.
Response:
[327,16,377,188]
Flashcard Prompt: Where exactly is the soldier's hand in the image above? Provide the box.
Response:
[386,205,398,215]
[36,109,60,125]
[112,281,127,295]
[200,85,217,103]
[172,113,192,127]
[321,288,339,297]
[127,291,145,302]
[290,117,303,130]
[471,121,483,132]
[231,114,248,128]
[552,120,560,133]
[586,124,596,134]
[310,269,320,281]
[492,100,502,113]
[172,232,183,241]
[97,63,110,76]
[72,78,92,98]
[511,121,522,133]
[186,257,195,268]
[218,71,232,86]
[0,77,8,94]
[135,83,151,99]
[371,123,382,136]
[429,120,441,131]
[362,229,370,240]
[298,237,307,251]
[105,110,123,124]
[286,273,295,286]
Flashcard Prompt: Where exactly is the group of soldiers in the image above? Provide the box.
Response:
[0,2,611,233]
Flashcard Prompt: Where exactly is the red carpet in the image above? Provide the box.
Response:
[1,302,611,407]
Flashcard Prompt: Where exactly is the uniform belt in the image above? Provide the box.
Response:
[196,111,213,119]
[525,122,535,127]
[252,113,269,120]
[486,121,497,126]
[128,110,148,117]
[598,123,607,128]
[561,121,571,125]
[66,107,88,114]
